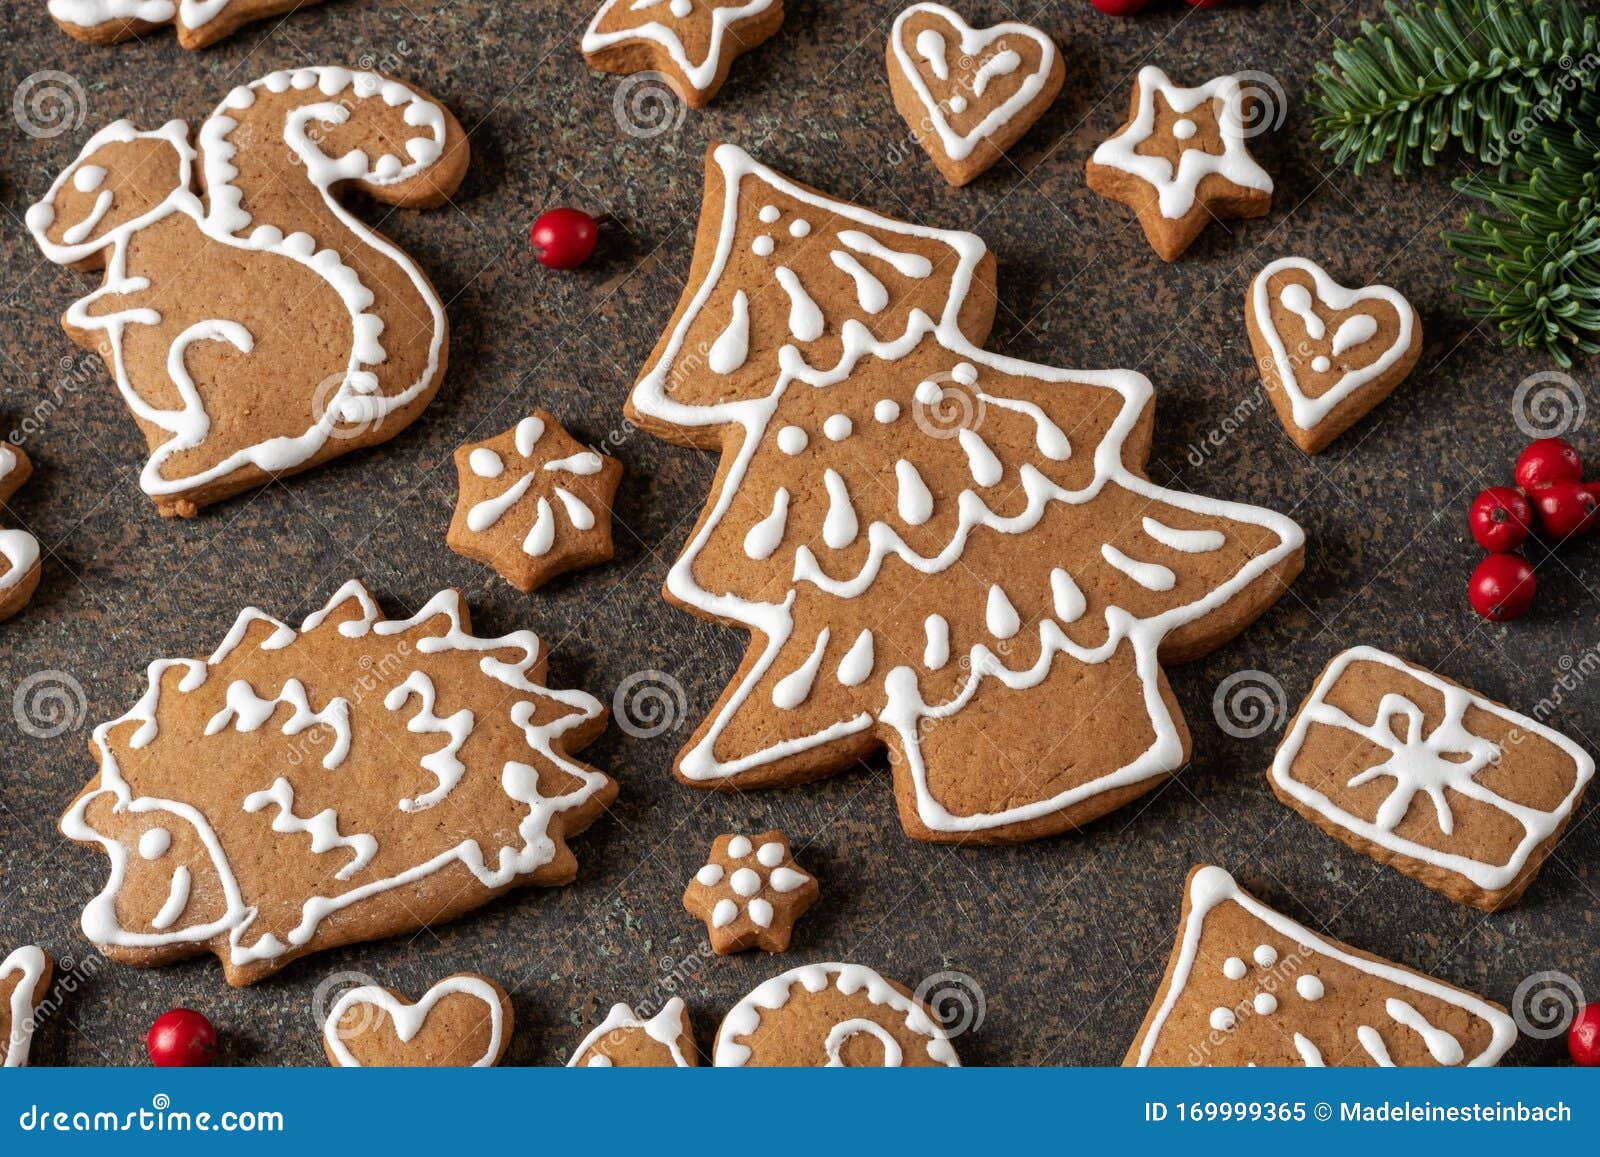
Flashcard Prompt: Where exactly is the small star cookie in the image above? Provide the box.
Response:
[1086,66,1274,261]
[448,411,624,592]
[582,0,786,108]
[1,946,52,1068]
[683,830,818,954]
[0,445,41,622]
[567,997,698,1066]
[322,972,513,1067]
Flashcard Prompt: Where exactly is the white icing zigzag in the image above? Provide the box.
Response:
[25,67,452,501]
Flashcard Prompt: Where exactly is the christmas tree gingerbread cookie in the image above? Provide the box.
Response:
[0,445,42,622]
[322,972,513,1067]
[1127,866,1517,1066]
[623,142,1305,844]
[1270,646,1594,910]
[2,946,52,1068]
[448,412,624,593]
[582,0,785,108]
[1087,66,1275,261]
[886,4,1065,186]
[60,580,617,986]
[715,963,959,1066]
[568,997,698,1066]
[1247,257,1422,453]
[49,0,327,50]
[26,68,469,518]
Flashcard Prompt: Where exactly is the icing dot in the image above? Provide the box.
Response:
[670,0,691,15]
[139,827,171,860]
[1253,944,1278,968]
[748,898,774,928]
[1172,118,1197,140]
[752,235,775,257]
[947,95,968,114]
[789,218,811,238]
[726,835,753,858]
[586,1055,613,1067]
[756,842,784,868]
[823,414,853,441]
[711,898,738,928]
[874,399,900,424]
[695,863,723,886]
[776,426,808,455]
[468,448,503,478]
[759,204,781,224]
[914,379,942,405]
[1297,976,1325,1001]
[74,165,107,192]
[1209,1007,1236,1032]
[1222,957,1247,980]
[951,362,978,385]
[730,867,762,897]
[1312,355,1331,373]
[1253,993,1278,1016]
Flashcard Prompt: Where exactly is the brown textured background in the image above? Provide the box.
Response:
[0,0,1595,1067]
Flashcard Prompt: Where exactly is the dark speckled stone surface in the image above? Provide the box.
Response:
[0,0,1594,1067]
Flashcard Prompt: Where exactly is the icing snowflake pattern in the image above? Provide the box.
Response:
[683,830,818,953]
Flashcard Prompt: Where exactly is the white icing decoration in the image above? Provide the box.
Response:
[730,867,761,897]
[566,998,693,1068]
[957,427,1002,487]
[25,70,454,501]
[789,219,811,238]
[1332,313,1380,356]
[1253,993,1277,1015]
[821,469,858,549]
[772,629,829,710]
[711,898,738,927]
[1209,1007,1236,1031]
[1049,568,1084,623]
[383,671,473,812]
[716,963,959,1067]
[151,866,191,930]
[986,584,1019,639]
[830,251,889,314]
[0,448,41,596]
[892,5,1059,162]
[823,414,854,441]
[709,290,750,375]
[546,452,604,476]
[775,266,824,342]
[2,947,47,1068]
[825,1019,901,1066]
[696,863,723,886]
[323,975,506,1067]
[896,459,933,525]
[515,416,545,457]
[727,835,752,858]
[875,399,901,423]
[1091,66,1275,219]
[759,205,781,224]
[768,866,808,892]
[1252,258,1416,432]
[469,448,504,478]
[524,498,556,557]
[555,488,596,530]
[776,425,807,455]
[243,778,377,881]
[1271,646,1594,892]
[1253,943,1278,968]
[1172,118,1197,140]
[752,235,774,257]
[915,28,949,80]
[204,678,353,770]
[748,898,774,927]
[1357,1025,1396,1067]
[1132,866,1517,1066]
[923,615,949,669]
[744,488,790,561]
[1222,957,1246,980]
[837,630,874,688]
[139,827,172,860]
[836,230,933,278]
[1293,1033,1324,1067]
[1297,975,1324,1001]
[1387,998,1464,1065]
[1142,516,1224,553]
[1101,544,1176,592]
[756,842,784,868]
[582,0,778,93]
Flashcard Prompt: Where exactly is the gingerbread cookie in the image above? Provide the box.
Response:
[60,580,616,986]
[1247,258,1422,453]
[1127,866,1517,1067]
[1270,646,1594,911]
[683,830,818,954]
[623,142,1304,844]
[323,972,512,1067]
[568,997,697,1066]
[49,0,327,50]
[582,0,785,108]
[0,445,42,622]
[26,68,470,518]
[2,946,52,1068]
[1087,66,1274,261]
[715,963,958,1066]
[448,412,624,593]
[887,4,1065,187]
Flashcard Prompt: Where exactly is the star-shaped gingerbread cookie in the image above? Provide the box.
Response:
[582,0,786,108]
[683,830,818,954]
[0,445,41,623]
[448,411,623,593]
[1086,66,1274,261]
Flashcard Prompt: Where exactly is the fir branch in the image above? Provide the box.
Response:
[1446,86,1600,366]
[1310,0,1599,175]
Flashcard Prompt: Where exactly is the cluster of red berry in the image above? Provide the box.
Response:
[1467,438,1598,621]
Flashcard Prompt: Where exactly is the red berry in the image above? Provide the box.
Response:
[1570,1002,1600,1066]
[1531,478,1598,540]
[146,1009,218,1067]
[1091,0,1149,14]
[530,208,599,270]
[1514,437,1582,491]
[1468,487,1533,552]
[1467,554,1536,621]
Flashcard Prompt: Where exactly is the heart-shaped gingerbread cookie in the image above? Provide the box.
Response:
[1247,256,1421,453]
[322,973,512,1067]
[887,3,1063,187]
